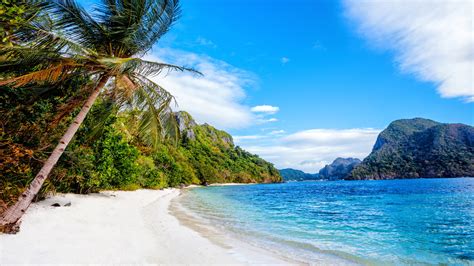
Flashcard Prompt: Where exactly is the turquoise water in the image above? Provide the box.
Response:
[179,178,474,265]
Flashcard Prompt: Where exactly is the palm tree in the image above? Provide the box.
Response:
[0,0,196,233]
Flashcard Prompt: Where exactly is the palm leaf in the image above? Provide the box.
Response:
[115,57,201,77]
[0,63,83,88]
[94,0,181,56]
[129,74,178,147]
[47,0,108,53]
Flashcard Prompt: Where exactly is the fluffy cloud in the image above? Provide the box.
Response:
[146,49,258,129]
[234,128,380,173]
[344,0,474,102]
[280,57,290,64]
[251,105,280,114]
[283,129,379,146]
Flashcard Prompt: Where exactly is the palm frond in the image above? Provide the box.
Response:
[129,74,178,147]
[20,19,97,56]
[2,0,185,148]
[129,58,201,77]
[108,74,137,106]
[0,63,83,88]
[94,0,149,56]
[94,0,181,56]
[134,0,181,55]
[47,0,107,53]
[0,46,82,72]
[97,57,201,77]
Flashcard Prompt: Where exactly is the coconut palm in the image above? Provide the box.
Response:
[0,0,197,233]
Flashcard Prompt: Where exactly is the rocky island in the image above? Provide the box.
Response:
[319,157,361,180]
[348,118,474,180]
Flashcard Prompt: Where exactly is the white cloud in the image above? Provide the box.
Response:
[234,128,380,173]
[344,0,474,102]
[280,57,290,64]
[145,49,257,129]
[259,118,278,123]
[195,37,216,48]
[283,128,378,146]
[250,105,280,114]
[269,130,285,135]
[233,135,266,141]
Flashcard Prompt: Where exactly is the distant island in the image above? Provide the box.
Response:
[348,118,474,180]
[319,158,361,180]
[282,118,474,181]
[279,168,319,181]
[280,157,361,181]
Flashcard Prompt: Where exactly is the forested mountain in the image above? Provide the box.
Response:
[279,168,319,181]
[347,118,474,180]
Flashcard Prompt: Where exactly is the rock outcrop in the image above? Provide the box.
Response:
[318,158,361,180]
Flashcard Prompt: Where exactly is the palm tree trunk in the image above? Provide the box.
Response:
[0,75,109,233]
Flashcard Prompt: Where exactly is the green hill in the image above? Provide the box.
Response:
[348,118,474,180]
[279,168,319,181]
[172,111,282,184]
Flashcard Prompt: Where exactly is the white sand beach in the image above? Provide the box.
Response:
[0,189,294,264]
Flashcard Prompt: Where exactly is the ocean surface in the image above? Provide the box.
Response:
[178,178,474,265]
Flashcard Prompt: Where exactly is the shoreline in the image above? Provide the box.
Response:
[208,182,257,186]
[0,189,294,264]
[169,189,302,264]
[185,182,257,188]
[173,187,361,266]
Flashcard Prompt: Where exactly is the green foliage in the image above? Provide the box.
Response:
[176,119,281,184]
[135,156,167,189]
[0,77,90,209]
[1,94,281,211]
[0,0,30,45]
[1,0,194,152]
[92,124,139,188]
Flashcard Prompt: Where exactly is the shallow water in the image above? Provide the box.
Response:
[179,178,474,265]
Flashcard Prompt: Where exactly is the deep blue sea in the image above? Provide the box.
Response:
[179,178,474,265]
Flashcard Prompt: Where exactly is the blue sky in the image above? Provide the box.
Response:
[80,0,474,172]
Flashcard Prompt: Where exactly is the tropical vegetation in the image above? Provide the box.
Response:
[0,0,281,233]
[0,95,281,214]
[0,0,191,232]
